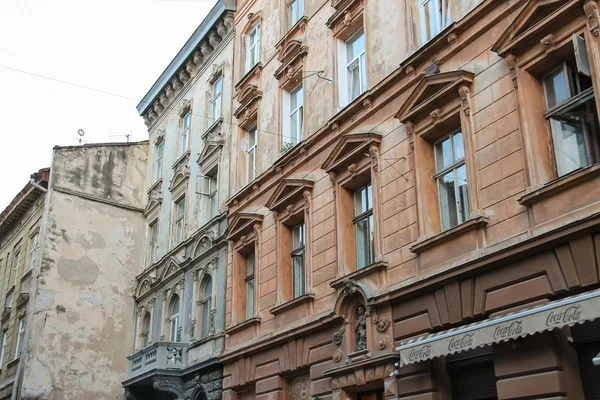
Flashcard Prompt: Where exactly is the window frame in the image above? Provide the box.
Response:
[211,75,223,121]
[246,22,261,72]
[14,318,24,359]
[149,221,159,265]
[245,252,255,320]
[289,0,304,29]
[169,295,180,342]
[291,223,305,298]
[28,232,39,271]
[141,312,151,348]
[353,184,374,270]
[181,112,191,156]
[155,141,164,182]
[0,332,6,369]
[419,0,451,43]
[200,277,213,338]
[337,28,367,107]
[174,197,186,245]
[245,126,258,183]
[13,251,21,285]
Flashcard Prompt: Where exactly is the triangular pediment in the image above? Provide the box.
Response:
[322,133,382,173]
[266,178,315,211]
[394,70,474,124]
[198,140,224,168]
[492,0,573,56]
[228,212,263,241]
[136,279,152,298]
[160,257,181,281]
[144,195,163,216]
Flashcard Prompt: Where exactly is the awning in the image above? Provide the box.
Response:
[396,289,600,366]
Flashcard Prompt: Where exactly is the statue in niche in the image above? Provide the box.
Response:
[355,305,367,351]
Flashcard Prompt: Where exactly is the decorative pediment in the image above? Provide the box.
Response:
[160,257,181,281]
[191,231,217,259]
[492,0,580,56]
[198,119,224,169]
[15,293,29,309]
[274,41,309,91]
[137,279,153,298]
[169,156,191,193]
[322,133,382,174]
[227,212,263,241]
[145,182,163,217]
[394,70,475,124]
[207,62,224,84]
[234,63,263,101]
[1,308,10,322]
[154,129,165,145]
[233,85,262,129]
[326,0,365,39]
[266,178,314,211]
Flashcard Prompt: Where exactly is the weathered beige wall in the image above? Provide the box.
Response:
[20,143,147,400]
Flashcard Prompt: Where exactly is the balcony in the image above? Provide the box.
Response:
[127,342,188,379]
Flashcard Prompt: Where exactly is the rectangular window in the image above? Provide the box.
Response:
[434,131,469,231]
[155,142,164,182]
[247,23,261,72]
[5,293,12,309]
[245,253,255,320]
[420,0,450,43]
[28,233,39,271]
[169,315,179,342]
[286,85,304,146]
[246,127,258,183]
[149,222,159,264]
[181,112,191,155]
[291,224,305,298]
[14,318,24,359]
[543,54,599,177]
[354,184,374,269]
[346,29,367,103]
[0,333,6,369]
[289,0,304,28]
[202,167,219,219]
[13,251,21,285]
[211,76,223,120]
[174,198,186,244]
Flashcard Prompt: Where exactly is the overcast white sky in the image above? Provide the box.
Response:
[0,0,217,209]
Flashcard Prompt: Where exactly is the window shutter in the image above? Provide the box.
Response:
[449,360,498,400]
[578,342,600,399]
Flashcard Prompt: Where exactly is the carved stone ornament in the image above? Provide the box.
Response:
[368,145,379,172]
[152,376,184,399]
[332,324,345,346]
[333,348,343,362]
[208,31,222,48]
[355,305,367,351]
[372,315,390,333]
[201,42,214,57]
[405,121,415,136]
[447,32,458,44]
[584,0,600,37]
[506,53,518,88]
[290,375,310,400]
[348,163,358,177]
[430,109,442,125]
[342,278,359,297]
[540,34,556,54]
[378,335,391,350]
[405,65,415,76]
[458,85,471,116]
[193,51,203,66]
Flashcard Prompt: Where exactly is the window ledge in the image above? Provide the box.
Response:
[330,261,388,289]
[518,164,600,206]
[270,293,315,315]
[188,331,225,349]
[20,268,32,282]
[146,178,163,195]
[6,358,19,369]
[410,215,489,254]
[225,316,261,335]
[202,117,224,140]
[171,150,191,170]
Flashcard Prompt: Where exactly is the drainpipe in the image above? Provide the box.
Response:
[29,174,47,192]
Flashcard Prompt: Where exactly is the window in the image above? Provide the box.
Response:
[245,253,255,320]
[141,312,151,348]
[169,295,180,342]
[543,56,599,177]
[5,293,12,309]
[284,85,304,146]
[181,112,191,155]
[211,76,223,120]
[14,318,24,359]
[200,277,212,338]
[155,142,164,182]
[203,168,219,219]
[174,198,186,244]
[245,127,258,183]
[246,23,261,72]
[0,333,6,368]
[13,251,21,285]
[420,0,451,43]
[354,184,374,269]
[289,0,304,28]
[149,222,159,264]
[434,131,469,231]
[347,29,367,102]
[291,224,305,298]
[28,233,39,271]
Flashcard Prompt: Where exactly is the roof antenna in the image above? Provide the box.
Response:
[77,129,85,145]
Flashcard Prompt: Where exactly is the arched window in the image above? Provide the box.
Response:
[169,295,180,342]
[200,277,212,338]
[141,312,151,348]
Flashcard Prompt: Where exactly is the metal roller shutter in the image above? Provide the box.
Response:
[449,360,498,400]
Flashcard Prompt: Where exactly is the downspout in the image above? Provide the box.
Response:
[29,174,48,192]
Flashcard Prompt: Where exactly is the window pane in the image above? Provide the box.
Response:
[438,171,458,230]
[290,0,298,26]
[144,314,151,331]
[545,67,570,108]
[203,278,212,299]
[170,318,178,342]
[213,94,222,119]
[347,30,364,61]
[354,186,368,216]
[171,296,179,316]
[435,136,453,170]
[293,254,305,298]
[248,129,256,147]
[367,183,373,210]
[360,53,367,94]
[202,298,211,338]
[348,60,360,101]
[355,217,370,269]
[290,111,299,144]
[453,131,464,161]
[246,278,254,319]
[368,214,374,265]
[246,253,255,277]
[551,115,590,175]
[183,113,191,129]
[456,165,470,223]
[157,142,164,158]
[178,200,185,217]
[214,77,222,96]
[292,224,304,249]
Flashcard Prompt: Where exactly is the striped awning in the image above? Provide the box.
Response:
[396,289,600,366]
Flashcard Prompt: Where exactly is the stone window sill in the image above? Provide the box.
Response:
[225,316,261,335]
[410,215,489,254]
[330,261,388,289]
[518,164,600,205]
[270,293,315,315]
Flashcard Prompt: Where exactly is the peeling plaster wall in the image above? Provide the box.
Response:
[20,143,148,400]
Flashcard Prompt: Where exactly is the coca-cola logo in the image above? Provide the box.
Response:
[448,333,474,352]
[408,345,431,362]
[493,320,523,340]
[546,305,581,327]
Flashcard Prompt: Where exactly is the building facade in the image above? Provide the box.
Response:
[0,169,48,400]
[123,1,237,399]
[221,0,600,399]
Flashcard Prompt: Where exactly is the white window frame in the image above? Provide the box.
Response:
[283,85,304,146]
[169,296,180,342]
[13,251,21,285]
[28,233,39,271]
[291,224,305,298]
[246,23,261,72]
[155,141,164,182]
[419,0,451,43]
[181,112,191,155]
[200,277,212,338]
[0,333,6,369]
[14,318,24,359]
[353,184,374,270]
[149,222,159,265]
[174,198,186,245]
[211,76,223,120]
[337,28,366,107]
[141,312,151,348]
[289,0,304,28]
[245,253,255,320]
[245,127,258,183]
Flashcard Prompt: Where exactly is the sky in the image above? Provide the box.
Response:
[0,0,218,210]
